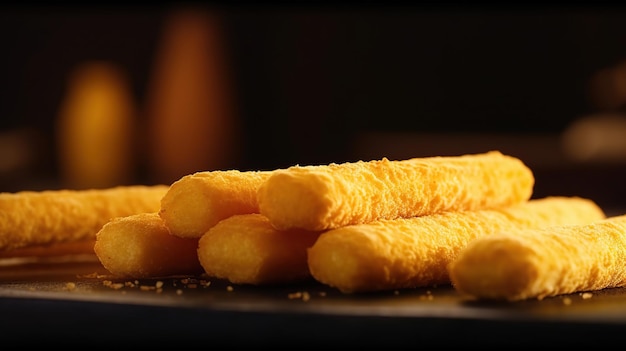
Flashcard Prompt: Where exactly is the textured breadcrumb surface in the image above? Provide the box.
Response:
[307,196,605,293]
[0,185,168,251]
[258,151,535,231]
[198,213,321,285]
[449,214,626,301]
[94,212,202,278]
[159,170,272,238]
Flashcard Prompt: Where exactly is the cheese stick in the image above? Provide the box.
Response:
[159,170,272,238]
[197,213,321,285]
[0,185,168,252]
[449,214,626,301]
[94,212,203,278]
[307,196,605,293]
[257,151,534,231]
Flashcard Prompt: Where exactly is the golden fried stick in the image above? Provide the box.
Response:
[257,151,535,231]
[94,212,203,278]
[159,170,272,238]
[197,213,321,285]
[0,185,168,252]
[449,214,626,301]
[307,196,605,293]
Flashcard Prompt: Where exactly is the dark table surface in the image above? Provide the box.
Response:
[1,255,626,347]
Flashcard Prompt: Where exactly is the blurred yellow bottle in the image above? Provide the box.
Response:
[144,7,240,185]
[56,61,136,189]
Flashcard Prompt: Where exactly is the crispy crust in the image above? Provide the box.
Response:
[159,170,272,238]
[257,151,535,231]
[197,213,321,285]
[0,185,168,251]
[94,212,202,278]
[449,214,626,301]
[307,197,605,293]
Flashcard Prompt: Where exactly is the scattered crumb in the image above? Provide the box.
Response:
[64,282,76,291]
[226,285,234,292]
[78,272,101,279]
[581,292,593,299]
[176,289,183,295]
[98,276,214,293]
[418,290,434,300]
[287,291,311,301]
[102,280,125,290]
[562,297,572,305]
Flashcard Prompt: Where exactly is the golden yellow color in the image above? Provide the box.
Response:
[0,185,168,251]
[159,170,272,238]
[95,213,202,278]
[307,197,605,293]
[198,213,321,285]
[257,151,535,231]
[449,214,626,301]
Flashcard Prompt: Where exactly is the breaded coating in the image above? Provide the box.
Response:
[0,185,168,251]
[198,213,321,285]
[257,151,535,231]
[159,170,272,238]
[449,214,626,301]
[94,212,202,278]
[307,197,605,293]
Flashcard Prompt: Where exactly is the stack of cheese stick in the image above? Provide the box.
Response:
[95,150,538,280]
[2,150,621,301]
[90,150,625,302]
[95,170,272,278]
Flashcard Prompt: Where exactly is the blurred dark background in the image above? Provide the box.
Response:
[2,3,626,211]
